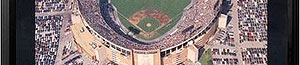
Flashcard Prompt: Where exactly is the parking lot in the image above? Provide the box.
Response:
[35,0,67,13]
[206,0,268,65]
[35,15,63,65]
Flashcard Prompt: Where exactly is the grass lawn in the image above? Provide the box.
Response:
[199,49,213,65]
[137,17,161,32]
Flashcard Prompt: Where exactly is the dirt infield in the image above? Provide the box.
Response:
[128,10,171,38]
[147,10,170,24]
[128,10,147,25]
[129,10,171,25]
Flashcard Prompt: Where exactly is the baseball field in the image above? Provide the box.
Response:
[111,0,190,40]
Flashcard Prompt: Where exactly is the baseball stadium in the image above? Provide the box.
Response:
[73,0,223,64]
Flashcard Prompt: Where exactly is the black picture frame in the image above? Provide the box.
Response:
[1,0,298,65]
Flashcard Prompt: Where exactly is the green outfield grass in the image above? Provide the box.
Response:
[111,0,190,40]
[112,0,190,18]
[111,0,145,18]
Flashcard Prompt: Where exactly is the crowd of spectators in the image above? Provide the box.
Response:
[35,15,63,65]
[155,0,221,49]
[35,0,67,13]
[237,0,268,43]
[77,0,221,50]
[241,48,267,65]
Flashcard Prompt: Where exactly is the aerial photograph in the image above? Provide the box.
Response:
[34,0,268,65]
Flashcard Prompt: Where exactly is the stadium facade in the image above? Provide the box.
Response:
[74,0,223,64]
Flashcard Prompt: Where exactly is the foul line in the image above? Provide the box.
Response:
[116,11,129,20]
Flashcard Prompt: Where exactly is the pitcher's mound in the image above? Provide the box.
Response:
[146,23,152,27]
